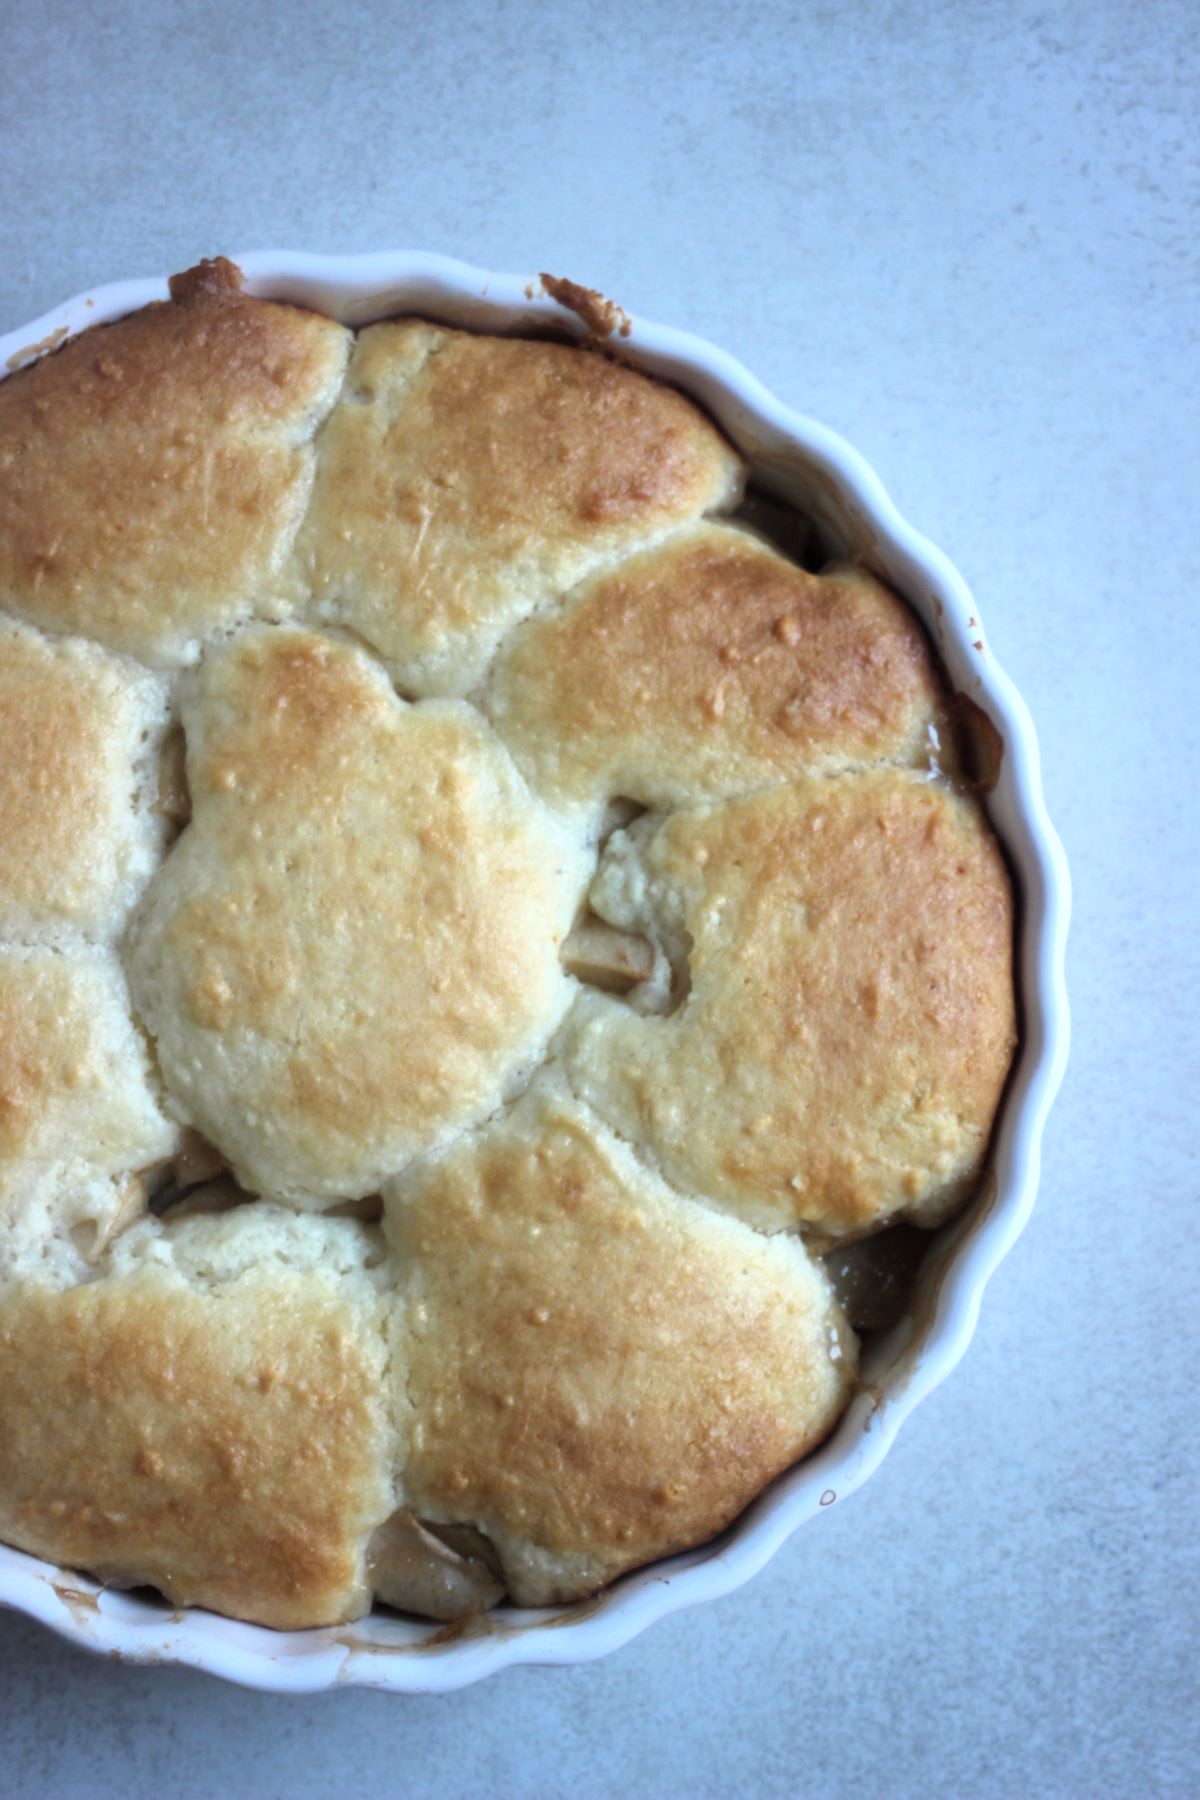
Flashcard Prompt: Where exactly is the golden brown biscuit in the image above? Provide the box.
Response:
[0,619,169,941]
[567,770,1016,1238]
[293,321,744,694]
[389,1078,854,1605]
[0,1209,395,1628]
[0,260,350,664]
[128,627,589,1205]
[487,523,948,810]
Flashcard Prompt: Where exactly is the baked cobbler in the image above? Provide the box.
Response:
[0,260,1016,1627]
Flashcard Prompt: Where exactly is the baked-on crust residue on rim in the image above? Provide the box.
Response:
[0,257,1016,1629]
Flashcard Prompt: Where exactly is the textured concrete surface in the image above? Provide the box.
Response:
[1,0,1196,1793]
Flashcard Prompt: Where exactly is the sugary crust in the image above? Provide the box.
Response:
[127,627,587,1204]
[0,261,350,664]
[0,1252,392,1627]
[0,619,169,941]
[293,321,745,693]
[389,1079,855,1604]
[487,523,947,810]
[568,770,1017,1237]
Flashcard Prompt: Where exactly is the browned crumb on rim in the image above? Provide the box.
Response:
[168,257,246,307]
[538,274,632,339]
[5,326,68,374]
[953,694,1005,789]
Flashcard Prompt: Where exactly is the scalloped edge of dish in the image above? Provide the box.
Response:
[0,253,1070,1693]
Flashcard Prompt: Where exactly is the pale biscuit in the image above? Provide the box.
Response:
[566,770,1016,1238]
[388,1077,854,1605]
[128,626,590,1205]
[0,946,178,1284]
[487,522,947,811]
[0,259,350,664]
[0,1164,147,1289]
[293,321,744,694]
[0,619,169,942]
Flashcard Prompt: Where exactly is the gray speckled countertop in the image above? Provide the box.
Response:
[1,1,1196,1792]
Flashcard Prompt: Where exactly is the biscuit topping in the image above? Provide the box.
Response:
[127,627,587,1206]
[0,263,1015,1630]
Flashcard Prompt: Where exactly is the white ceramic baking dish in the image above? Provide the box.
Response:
[0,253,1070,1693]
